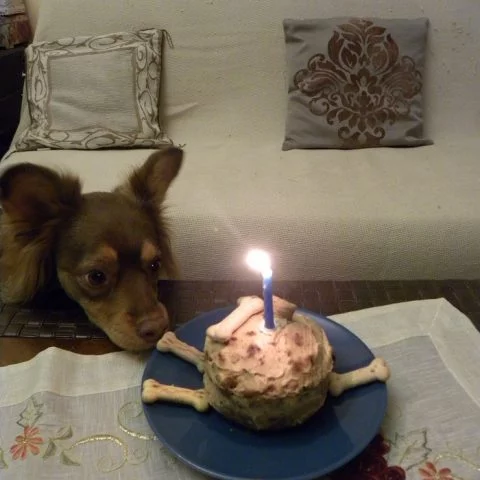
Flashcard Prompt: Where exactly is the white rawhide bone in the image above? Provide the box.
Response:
[142,379,209,412]
[328,358,391,397]
[157,331,205,372]
[206,296,264,343]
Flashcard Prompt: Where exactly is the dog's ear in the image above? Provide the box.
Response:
[115,147,183,204]
[114,147,183,280]
[0,163,82,302]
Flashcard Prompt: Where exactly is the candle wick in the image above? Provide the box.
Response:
[262,268,272,279]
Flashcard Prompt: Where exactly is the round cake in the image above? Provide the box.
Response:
[203,299,334,430]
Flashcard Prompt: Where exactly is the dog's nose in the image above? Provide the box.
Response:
[136,317,167,343]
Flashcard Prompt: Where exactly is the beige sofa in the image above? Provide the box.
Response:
[1,0,479,281]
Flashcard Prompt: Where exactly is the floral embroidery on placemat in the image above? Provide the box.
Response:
[10,426,44,460]
[416,454,480,479]
[325,427,480,480]
[418,461,454,479]
[2,395,480,478]
[294,18,423,148]
[0,396,160,473]
[386,428,432,470]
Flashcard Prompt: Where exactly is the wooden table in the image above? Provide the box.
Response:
[2,279,480,366]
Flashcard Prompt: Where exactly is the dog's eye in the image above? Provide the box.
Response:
[86,270,107,287]
[149,257,162,273]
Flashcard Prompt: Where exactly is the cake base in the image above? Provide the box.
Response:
[203,311,334,430]
[204,371,330,430]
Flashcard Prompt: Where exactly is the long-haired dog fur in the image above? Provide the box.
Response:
[0,147,183,351]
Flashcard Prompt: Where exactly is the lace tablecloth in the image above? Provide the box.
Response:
[1,298,479,480]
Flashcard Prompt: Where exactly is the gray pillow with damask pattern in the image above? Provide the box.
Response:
[282,17,432,150]
[15,29,172,151]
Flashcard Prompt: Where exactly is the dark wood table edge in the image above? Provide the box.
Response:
[1,279,480,366]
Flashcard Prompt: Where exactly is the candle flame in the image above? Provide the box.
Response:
[246,249,272,276]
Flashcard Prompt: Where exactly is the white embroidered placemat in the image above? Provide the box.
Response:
[0,298,479,479]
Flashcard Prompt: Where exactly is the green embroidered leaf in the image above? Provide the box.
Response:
[0,448,8,469]
[42,440,57,459]
[54,426,73,440]
[387,429,432,471]
[60,450,81,467]
[17,397,43,428]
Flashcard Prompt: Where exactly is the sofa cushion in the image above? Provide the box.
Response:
[2,139,480,281]
[15,29,171,151]
[283,17,432,150]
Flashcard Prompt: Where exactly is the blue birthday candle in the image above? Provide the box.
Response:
[262,268,275,330]
[246,249,276,331]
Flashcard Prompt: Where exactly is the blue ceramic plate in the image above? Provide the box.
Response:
[142,307,387,480]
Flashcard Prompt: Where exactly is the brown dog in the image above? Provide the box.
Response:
[0,147,183,351]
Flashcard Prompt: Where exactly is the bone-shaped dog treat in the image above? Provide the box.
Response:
[328,358,391,397]
[272,295,297,321]
[206,295,264,343]
[157,331,205,372]
[142,379,210,412]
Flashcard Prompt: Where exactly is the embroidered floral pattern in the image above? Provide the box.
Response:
[1,396,157,473]
[1,395,479,477]
[294,18,423,148]
[419,461,454,480]
[9,426,44,460]
[386,428,431,471]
